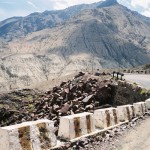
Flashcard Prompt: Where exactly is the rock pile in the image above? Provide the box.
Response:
[114,81,150,106]
[0,72,115,132]
[29,72,115,132]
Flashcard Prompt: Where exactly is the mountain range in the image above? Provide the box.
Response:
[0,0,150,91]
[0,1,103,41]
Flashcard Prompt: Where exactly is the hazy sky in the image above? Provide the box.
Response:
[0,0,150,21]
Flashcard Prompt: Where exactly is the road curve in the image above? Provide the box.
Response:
[124,74,150,90]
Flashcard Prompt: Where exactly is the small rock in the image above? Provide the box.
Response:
[85,105,93,110]
[60,103,70,114]
[72,99,79,105]
[82,95,93,104]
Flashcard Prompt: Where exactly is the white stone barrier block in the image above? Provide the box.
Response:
[94,107,118,129]
[145,98,150,110]
[0,119,57,150]
[117,105,135,122]
[133,102,147,116]
[58,112,95,140]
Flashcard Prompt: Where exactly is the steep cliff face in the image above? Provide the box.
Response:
[0,0,150,91]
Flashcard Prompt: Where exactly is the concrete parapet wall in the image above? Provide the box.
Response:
[94,108,118,129]
[133,102,147,117]
[145,98,150,110]
[0,119,57,150]
[117,105,135,122]
[58,112,95,140]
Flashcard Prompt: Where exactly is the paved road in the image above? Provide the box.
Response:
[115,117,150,150]
[124,74,150,89]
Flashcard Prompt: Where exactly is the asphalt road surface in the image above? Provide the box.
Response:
[124,74,150,90]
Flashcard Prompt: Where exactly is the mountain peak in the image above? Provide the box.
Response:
[98,0,118,8]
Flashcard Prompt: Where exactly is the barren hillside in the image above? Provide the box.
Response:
[0,0,150,91]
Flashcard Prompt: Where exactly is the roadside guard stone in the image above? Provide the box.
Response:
[0,119,57,150]
[58,112,95,140]
[133,102,147,116]
[145,98,150,110]
[94,108,119,129]
[117,105,135,122]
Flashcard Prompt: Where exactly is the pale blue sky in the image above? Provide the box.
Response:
[0,0,150,21]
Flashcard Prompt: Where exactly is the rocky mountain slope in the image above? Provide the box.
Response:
[0,0,150,91]
[0,1,102,41]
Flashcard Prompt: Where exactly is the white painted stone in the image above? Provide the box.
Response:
[58,112,95,140]
[145,98,150,110]
[94,107,119,129]
[117,105,135,122]
[133,102,147,116]
[0,119,57,150]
